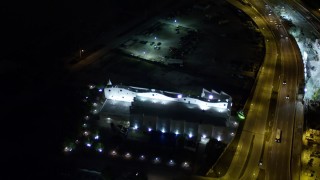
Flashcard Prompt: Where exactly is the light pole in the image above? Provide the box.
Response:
[80,49,84,59]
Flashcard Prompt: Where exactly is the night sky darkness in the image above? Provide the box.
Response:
[1,0,162,179]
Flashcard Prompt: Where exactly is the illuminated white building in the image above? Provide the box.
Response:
[99,80,232,140]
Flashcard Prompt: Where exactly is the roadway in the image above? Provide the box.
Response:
[262,1,316,179]
[236,1,284,179]
[189,0,302,179]
[231,0,305,179]
[265,34,299,180]
[236,1,302,179]
[180,0,308,179]
[188,0,279,179]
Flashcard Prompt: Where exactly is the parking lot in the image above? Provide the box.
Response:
[118,18,200,66]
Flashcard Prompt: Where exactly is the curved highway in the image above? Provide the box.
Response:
[187,0,303,179]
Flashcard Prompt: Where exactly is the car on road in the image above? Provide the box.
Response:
[286,95,289,99]
[283,80,286,85]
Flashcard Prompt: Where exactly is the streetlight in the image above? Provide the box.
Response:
[80,49,84,59]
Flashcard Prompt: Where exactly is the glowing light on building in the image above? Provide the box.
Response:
[133,124,138,130]
[168,160,175,166]
[139,155,145,160]
[237,110,245,120]
[161,128,166,133]
[217,136,221,141]
[94,135,99,140]
[89,84,95,89]
[182,162,190,168]
[153,157,161,164]
[110,150,117,156]
[201,134,209,144]
[103,84,232,139]
[64,147,72,152]
[104,86,231,112]
[233,121,238,128]
[175,130,179,135]
[198,103,210,111]
[124,152,132,159]
[83,131,89,136]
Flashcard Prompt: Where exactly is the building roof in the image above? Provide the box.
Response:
[130,97,228,126]
[101,83,231,127]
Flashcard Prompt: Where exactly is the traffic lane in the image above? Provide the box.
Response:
[240,134,264,180]
[219,1,278,179]
[267,37,299,180]
[291,102,304,180]
[222,131,254,179]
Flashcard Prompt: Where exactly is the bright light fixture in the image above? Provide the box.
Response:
[217,136,221,141]
[125,153,131,159]
[111,150,117,156]
[161,128,166,133]
[94,135,99,140]
[83,131,89,136]
[139,155,145,160]
[182,162,190,168]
